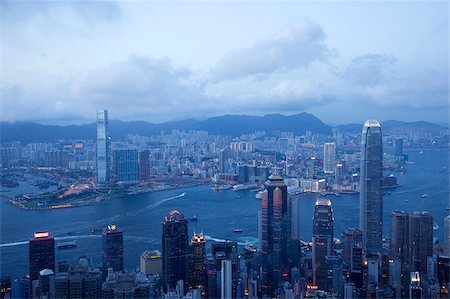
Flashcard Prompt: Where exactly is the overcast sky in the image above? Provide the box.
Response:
[1,1,448,125]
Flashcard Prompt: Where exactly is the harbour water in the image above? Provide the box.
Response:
[0,149,448,278]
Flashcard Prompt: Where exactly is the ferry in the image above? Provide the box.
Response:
[421,194,429,198]
[233,228,243,233]
[57,240,77,249]
[244,243,257,253]
[187,215,198,222]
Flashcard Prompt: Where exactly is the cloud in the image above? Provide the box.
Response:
[210,19,331,82]
[342,53,397,86]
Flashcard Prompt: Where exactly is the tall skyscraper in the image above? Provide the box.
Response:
[312,199,334,290]
[394,137,403,156]
[189,233,207,293]
[260,174,290,295]
[342,228,363,287]
[220,260,232,299]
[390,210,410,267]
[29,232,55,281]
[162,210,188,292]
[359,120,383,255]
[96,110,111,187]
[323,142,336,174]
[409,212,433,274]
[113,149,139,186]
[102,225,123,272]
[290,196,300,239]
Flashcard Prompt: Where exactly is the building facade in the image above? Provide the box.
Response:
[96,110,111,187]
[29,232,55,281]
[102,225,124,272]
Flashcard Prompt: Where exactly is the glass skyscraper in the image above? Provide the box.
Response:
[323,142,336,174]
[359,120,383,255]
[102,225,123,272]
[96,110,111,187]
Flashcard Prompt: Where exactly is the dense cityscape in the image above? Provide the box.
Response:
[0,109,449,298]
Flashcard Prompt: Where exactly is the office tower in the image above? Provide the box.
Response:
[312,199,334,290]
[189,233,207,292]
[323,142,336,174]
[390,210,410,267]
[38,269,55,299]
[409,212,433,274]
[140,250,162,275]
[445,215,450,257]
[388,257,402,297]
[325,256,343,297]
[102,225,123,272]
[359,120,383,255]
[55,260,103,298]
[220,260,232,299]
[394,137,403,156]
[29,232,55,281]
[113,149,139,186]
[96,110,111,187]
[436,256,449,297]
[261,174,290,295]
[290,196,300,239]
[162,210,188,291]
[138,150,150,182]
[342,228,363,286]
[409,272,422,299]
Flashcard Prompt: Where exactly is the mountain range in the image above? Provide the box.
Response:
[0,113,447,143]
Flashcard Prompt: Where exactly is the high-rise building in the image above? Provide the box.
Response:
[290,196,300,239]
[312,199,334,290]
[260,174,290,295]
[445,215,450,257]
[409,212,433,274]
[325,256,343,297]
[138,150,150,182]
[102,225,123,272]
[323,142,336,174]
[359,120,383,255]
[394,137,403,156]
[102,269,150,298]
[29,232,55,281]
[390,210,410,267]
[113,149,139,186]
[162,210,188,291]
[96,110,111,187]
[11,278,31,299]
[189,233,207,292]
[140,250,162,275]
[220,260,232,299]
[342,228,363,287]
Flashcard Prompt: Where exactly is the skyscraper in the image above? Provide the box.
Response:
[162,210,188,292]
[220,260,232,299]
[390,210,410,267]
[138,150,150,182]
[29,232,55,281]
[96,110,111,187]
[342,228,363,287]
[261,174,290,295]
[312,199,334,290]
[359,120,383,255]
[189,233,207,293]
[323,142,336,174]
[113,149,139,186]
[102,225,123,272]
[409,212,433,274]
[444,215,450,257]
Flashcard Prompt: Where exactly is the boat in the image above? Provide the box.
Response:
[187,215,198,222]
[57,240,77,249]
[233,228,243,233]
[67,231,76,236]
[218,184,232,190]
[334,192,340,197]
[421,194,429,198]
[255,191,263,199]
[244,243,257,253]
[235,196,241,199]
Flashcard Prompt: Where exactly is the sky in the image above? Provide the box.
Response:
[1,1,448,125]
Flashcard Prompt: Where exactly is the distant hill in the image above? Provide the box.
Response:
[337,120,447,134]
[0,112,331,143]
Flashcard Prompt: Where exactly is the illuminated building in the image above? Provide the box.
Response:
[359,120,383,255]
[188,233,207,292]
[162,210,188,292]
[140,250,162,275]
[409,271,421,299]
[323,142,336,174]
[325,256,343,297]
[312,199,333,290]
[102,225,123,272]
[96,110,111,187]
[29,232,55,281]
[260,174,290,295]
[342,228,363,287]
